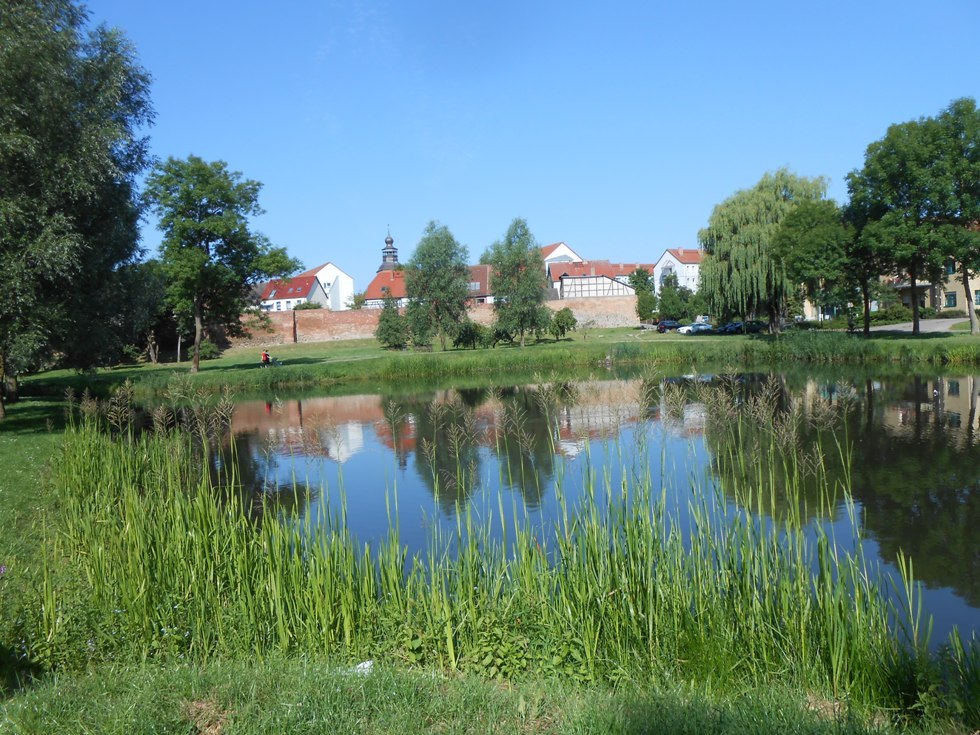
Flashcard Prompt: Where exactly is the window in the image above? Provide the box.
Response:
[974,290,980,306]
[275,301,282,311]
[946,292,957,308]
[469,281,480,291]
[945,258,956,276]
[948,380,960,397]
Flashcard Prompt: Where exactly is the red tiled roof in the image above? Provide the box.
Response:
[548,261,656,281]
[259,275,319,301]
[364,269,407,300]
[297,262,351,278]
[667,248,703,264]
[540,242,564,258]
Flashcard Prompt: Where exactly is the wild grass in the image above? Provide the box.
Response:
[14,382,980,729]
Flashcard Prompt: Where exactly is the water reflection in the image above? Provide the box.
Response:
[228,371,979,641]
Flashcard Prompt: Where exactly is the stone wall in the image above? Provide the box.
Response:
[237,296,639,345]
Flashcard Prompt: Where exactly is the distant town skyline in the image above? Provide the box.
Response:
[85,0,980,293]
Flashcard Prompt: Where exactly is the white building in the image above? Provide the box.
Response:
[653,248,703,295]
[299,262,355,311]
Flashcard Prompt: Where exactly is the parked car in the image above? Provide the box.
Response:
[719,321,743,334]
[656,320,682,333]
[743,320,766,334]
[678,322,713,335]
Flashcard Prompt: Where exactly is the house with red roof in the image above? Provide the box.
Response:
[295,262,355,310]
[540,241,583,272]
[259,275,329,312]
[548,260,656,299]
[653,248,703,295]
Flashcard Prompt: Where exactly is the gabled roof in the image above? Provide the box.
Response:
[548,261,656,281]
[540,243,564,259]
[260,275,320,301]
[364,269,407,301]
[665,248,703,265]
[298,262,352,279]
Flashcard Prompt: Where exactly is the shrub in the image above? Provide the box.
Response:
[453,320,486,350]
[198,341,220,360]
[292,301,322,310]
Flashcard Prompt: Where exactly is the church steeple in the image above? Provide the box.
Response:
[379,228,398,271]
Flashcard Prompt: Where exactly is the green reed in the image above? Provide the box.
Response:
[28,384,979,726]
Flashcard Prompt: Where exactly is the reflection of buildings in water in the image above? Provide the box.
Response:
[234,395,383,462]
[879,376,979,447]
[232,381,653,464]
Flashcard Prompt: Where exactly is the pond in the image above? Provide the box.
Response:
[228,371,980,646]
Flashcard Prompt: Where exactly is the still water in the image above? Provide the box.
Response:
[228,372,979,645]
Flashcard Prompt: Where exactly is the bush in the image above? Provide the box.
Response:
[292,301,322,310]
[869,305,912,325]
[198,341,220,360]
[453,321,487,350]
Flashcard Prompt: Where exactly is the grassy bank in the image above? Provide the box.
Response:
[0,659,899,735]
[20,328,980,403]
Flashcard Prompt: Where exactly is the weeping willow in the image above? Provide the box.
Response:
[698,169,826,330]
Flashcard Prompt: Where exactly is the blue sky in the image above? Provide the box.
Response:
[85,0,980,292]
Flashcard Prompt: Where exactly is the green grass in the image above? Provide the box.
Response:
[1,659,900,735]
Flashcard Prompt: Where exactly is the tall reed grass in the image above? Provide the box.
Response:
[25,383,980,727]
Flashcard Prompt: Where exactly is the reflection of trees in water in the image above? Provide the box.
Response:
[382,392,485,514]
[379,383,575,513]
[844,379,980,608]
[212,433,313,524]
[686,374,851,524]
[694,372,980,608]
[491,383,577,508]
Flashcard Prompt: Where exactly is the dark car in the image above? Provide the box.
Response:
[743,320,766,334]
[719,321,743,334]
[656,320,682,333]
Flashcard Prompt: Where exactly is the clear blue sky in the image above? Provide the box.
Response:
[86,0,980,292]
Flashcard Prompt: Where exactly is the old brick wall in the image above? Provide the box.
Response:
[236,295,638,346]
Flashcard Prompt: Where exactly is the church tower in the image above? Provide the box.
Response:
[378,230,398,272]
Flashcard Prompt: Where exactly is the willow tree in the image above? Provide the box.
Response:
[405,221,470,350]
[698,169,826,333]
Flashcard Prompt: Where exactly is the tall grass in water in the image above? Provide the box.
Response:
[30,383,979,726]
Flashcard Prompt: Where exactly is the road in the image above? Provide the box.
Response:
[867,317,969,333]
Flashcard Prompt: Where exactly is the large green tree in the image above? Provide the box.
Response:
[405,221,470,350]
[144,156,299,372]
[484,219,548,347]
[847,116,950,334]
[773,200,851,322]
[0,0,152,416]
[698,169,827,333]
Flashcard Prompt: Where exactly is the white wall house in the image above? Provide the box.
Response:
[301,262,355,311]
[653,248,703,295]
[541,242,584,272]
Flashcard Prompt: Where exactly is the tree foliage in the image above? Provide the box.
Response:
[484,219,548,347]
[698,169,826,332]
[550,307,577,340]
[375,292,408,349]
[0,0,153,415]
[405,221,470,351]
[144,156,300,372]
[773,200,852,320]
[848,98,980,334]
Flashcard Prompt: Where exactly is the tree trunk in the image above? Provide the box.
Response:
[0,351,5,420]
[961,263,978,335]
[192,302,203,373]
[862,281,872,337]
[909,267,920,336]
